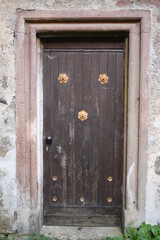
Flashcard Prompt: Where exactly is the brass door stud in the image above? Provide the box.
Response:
[52,176,57,181]
[80,197,85,203]
[107,176,113,182]
[58,73,68,84]
[78,110,88,121]
[98,73,109,84]
[52,196,57,202]
[107,197,112,203]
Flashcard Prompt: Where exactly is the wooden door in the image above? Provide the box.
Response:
[43,37,125,226]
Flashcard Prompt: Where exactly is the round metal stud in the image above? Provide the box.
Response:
[107,176,113,182]
[52,196,57,202]
[58,73,68,84]
[98,73,109,84]
[78,110,88,121]
[52,176,57,181]
[80,197,85,203]
[107,197,112,203]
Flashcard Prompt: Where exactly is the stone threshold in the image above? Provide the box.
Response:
[1,226,123,239]
[40,226,123,240]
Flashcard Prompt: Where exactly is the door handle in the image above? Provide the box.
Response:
[45,136,52,152]
[45,136,52,145]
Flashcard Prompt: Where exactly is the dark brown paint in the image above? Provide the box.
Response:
[43,37,125,226]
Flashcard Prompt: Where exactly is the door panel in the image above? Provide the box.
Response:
[43,38,125,226]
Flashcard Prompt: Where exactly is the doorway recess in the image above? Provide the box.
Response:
[16,9,150,233]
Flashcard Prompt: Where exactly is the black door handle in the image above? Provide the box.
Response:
[45,136,52,145]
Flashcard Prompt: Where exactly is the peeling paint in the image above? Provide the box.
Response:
[69,123,74,139]
[47,55,57,60]
[57,145,63,154]
[61,153,67,168]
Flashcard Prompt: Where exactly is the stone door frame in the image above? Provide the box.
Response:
[16,10,150,233]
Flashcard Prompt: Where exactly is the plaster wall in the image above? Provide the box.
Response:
[0,0,160,234]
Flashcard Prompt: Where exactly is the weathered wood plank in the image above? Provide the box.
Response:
[114,52,124,205]
[43,51,52,206]
[44,206,121,215]
[105,52,116,204]
[90,52,100,205]
[44,215,121,227]
[74,52,84,206]
[43,37,125,49]
[66,52,76,205]
[50,51,62,205]
[82,52,92,205]
[97,52,108,206]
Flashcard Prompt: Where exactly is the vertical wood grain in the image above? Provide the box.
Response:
[43,40,125,225]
